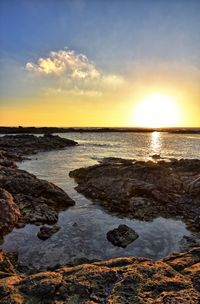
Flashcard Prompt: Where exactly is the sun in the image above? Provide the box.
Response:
[133,93,180,128]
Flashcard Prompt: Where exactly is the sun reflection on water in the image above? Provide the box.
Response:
[151,131,161,155]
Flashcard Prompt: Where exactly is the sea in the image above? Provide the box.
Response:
[1,131,200,269]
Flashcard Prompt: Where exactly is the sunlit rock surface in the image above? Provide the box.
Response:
[0,247,199,303]
[70,158,200,232]
[0,189,20,241]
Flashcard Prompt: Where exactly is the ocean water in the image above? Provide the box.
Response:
[2,132,200,269]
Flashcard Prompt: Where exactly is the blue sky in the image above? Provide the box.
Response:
[1,0,199,69]
[0,0,200,126]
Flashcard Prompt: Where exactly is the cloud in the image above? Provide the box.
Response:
[25,48,125,97]
[25,48,101,80]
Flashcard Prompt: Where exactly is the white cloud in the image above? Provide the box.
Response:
[25,48,124,96]
[25,49,101,80]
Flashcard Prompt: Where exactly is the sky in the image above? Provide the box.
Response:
[0,0,200,127]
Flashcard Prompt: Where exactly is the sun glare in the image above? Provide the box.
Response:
[133,93,180,128]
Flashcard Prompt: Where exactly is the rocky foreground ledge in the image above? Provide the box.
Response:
[0,134,77,242]
[0,247,199,303]
[70,158,200,232]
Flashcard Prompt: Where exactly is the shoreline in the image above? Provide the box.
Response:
[0,126,200,135]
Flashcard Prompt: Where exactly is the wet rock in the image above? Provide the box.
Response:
[0,247,199,303]
[70,158,200,232]
[180,235,200,251]
[37,225,61,240]
[0,188,20,240]
[107,224,139,248]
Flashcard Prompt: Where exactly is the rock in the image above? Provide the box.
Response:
[0,132,77,171]
[37,225,61,240]
[107,224,139,247]
[0,134,77,161]
[151,153,161,159]
[70,158,200,232]
[180,235,200,251]
[0,164,75,226]
[0,250,16,277]
[0,188,20,240]
[0,247,199,303]
[0,134,77,230]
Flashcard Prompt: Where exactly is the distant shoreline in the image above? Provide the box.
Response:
[0,126,200,134]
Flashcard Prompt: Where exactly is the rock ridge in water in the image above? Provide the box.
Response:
[0,134,78,161]
[0,247,199,303]
[69,158,200,232]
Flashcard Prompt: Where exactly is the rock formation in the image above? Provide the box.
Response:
[0,189,20,242]
[0,134,77,240]
[70,158,200,232]
[0,134,77,161]
[0,247,199,303]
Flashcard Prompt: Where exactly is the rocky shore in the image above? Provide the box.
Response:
[70,158,200,232]
[0,134,77,242]
[0,247,199,303]
[0,134,200,302]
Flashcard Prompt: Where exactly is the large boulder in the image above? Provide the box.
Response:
[0,188,20,240]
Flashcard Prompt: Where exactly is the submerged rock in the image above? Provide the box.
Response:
[37,225,61,240]
[107,224,139,248]
[0,247,199,303]
[0,188,20,241]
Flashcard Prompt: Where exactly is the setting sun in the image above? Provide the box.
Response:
[133,94,181,128]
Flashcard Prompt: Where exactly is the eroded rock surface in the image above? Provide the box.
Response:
[0,247,199,303]
[0,189,20,241]
[107,224,139,248]
[70,158,200,232]
[0,162,75,228]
